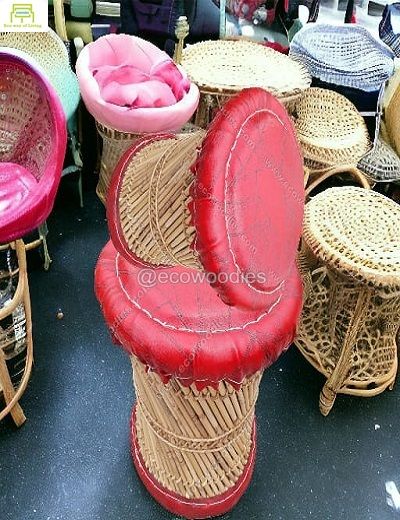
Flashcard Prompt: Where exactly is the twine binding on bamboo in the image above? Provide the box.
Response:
[131,355,262,499]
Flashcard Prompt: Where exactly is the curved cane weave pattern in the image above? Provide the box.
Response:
[96,123,141,205]
[118,132,205,268]
[132,356,261,499]
[0,29,79,121]
[181,39,311,126]
[0,67,54,180]
[296,187,400,415]
[358,137,400,183]
[294,88,371,169]
[290,24,394,92]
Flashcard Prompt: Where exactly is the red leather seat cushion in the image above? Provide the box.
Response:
[191,88,304,310]
[95,241,302,387]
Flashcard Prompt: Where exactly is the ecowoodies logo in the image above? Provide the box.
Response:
[0,0,48,31]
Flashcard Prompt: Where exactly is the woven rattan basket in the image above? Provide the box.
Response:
[180,39,311,126]
[296,187,400,415]
[131,355,261,502]
[294,87,371,170]
[290,24,394,92]
[115,132,205,268]
[358,137,400,183]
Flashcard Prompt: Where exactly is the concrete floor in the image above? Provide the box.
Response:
[0,171,400,520]
[0,5,399,518]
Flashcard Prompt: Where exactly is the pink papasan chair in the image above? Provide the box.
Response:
[76,34,199,204]
[0,47,66,247]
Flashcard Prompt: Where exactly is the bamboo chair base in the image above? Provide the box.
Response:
[96,123,141,205]
[130,356,261,518]
[0,241,34,427]
[296,244,400,416]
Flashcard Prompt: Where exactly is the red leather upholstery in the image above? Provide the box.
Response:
[0,50,66,244]
[191,88,304,310]
[107,88,304,311]
[95,241,302,387]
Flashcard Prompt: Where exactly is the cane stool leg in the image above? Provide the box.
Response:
[0,240,34,427]
[130,356,261,517]
[296,243,400,415]
[318,290,371,416]
[0,349,26,426]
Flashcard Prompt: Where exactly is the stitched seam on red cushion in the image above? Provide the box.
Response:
[115,253,282,333]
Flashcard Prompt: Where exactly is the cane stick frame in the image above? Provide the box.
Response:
[0,240,33,427]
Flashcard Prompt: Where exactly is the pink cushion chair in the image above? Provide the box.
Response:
[0,48,66,244]
[0,48,66,427]
[76,34,199,204]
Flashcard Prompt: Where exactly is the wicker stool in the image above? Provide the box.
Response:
[76,34,199,205]
[0,242,33,427]
[180,39,311,128]
[296,187,400,416]
[108,88,305,310]
[96,88,304,517]
[294,87,372,186]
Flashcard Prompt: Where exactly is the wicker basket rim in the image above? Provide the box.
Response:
[304,187,400,287]
[181,39,311,95]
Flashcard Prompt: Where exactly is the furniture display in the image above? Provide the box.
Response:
[179,38,311,128]
[296,187,400,416]
[95,88,305,517]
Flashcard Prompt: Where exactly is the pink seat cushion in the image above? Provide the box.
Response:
[95,241,302,387]
[76,34,199,133]
[0,163,37,215]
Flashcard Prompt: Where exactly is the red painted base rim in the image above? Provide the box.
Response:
[130,405,257,519]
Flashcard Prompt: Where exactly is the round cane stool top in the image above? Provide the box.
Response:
[303,187,400,291]
[181,39,311,100]
[108,88,305,311]
[95,241,302,387]
[294,88,371,167]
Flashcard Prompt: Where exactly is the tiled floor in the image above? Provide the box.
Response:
[0,173,400,520]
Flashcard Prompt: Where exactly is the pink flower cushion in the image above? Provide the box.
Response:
[95,240,302,388]
[76,34,200,133]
